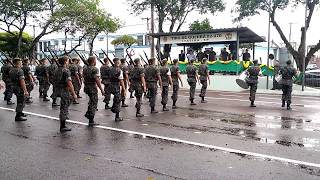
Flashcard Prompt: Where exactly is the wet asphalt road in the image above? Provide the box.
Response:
[0,87,320,180]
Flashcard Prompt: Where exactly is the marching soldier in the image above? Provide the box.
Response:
[100,58,111,109]
[145,58,162,113]
[186,59,198,105]
[246,59,261,107]
[198,58,210,103]
[22,59,35,104]
[130,58,146,117]
[48,58,59,107]
[109,58,126,121]
[170,59,183,109]
[1,59,15,105]
[160,59,172,111]
[279,60,297,110]
[55,56,77,132]
[128,61,135,98]
[9,58,28,121]
[83,56,104,126]
[35,58,50,101]
[120,58,129,107]
[69,59,80,104]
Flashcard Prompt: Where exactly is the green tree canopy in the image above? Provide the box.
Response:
[233,0,320,71]
[111,35,138,47]
[0,32,33,58]
[189,18,213,31]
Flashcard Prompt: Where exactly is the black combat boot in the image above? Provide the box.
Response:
[43,96,50,102]
[39,92,43,98]
[77,93,82,98]
[201,96,207,103]
[121,100,128,107]
[105,103,111,110]
[60,120,71,132]
[250,101,256,107]
[136,109,144,117]
[172,101,177,109]
[52,99,59,107]
[26,97,33,104]
[281,100,285,107]
[15,113,27,121]
[7,100,15,105]
[115,113,123,122]
[151,107,158,114]
[190,99,196,106]
[130,92,134,98]
[162,105,169,111]
[287,101,292,110]
[88,117,99,127]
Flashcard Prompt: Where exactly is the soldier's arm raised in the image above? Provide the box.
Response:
[141,75,146,93]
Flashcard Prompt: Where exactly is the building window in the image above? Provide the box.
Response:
[43,42,48,52]
[39,42,43,51]
[99,53,104,59]
[62,40,66,46]
[137,35,143,46]
[48,41,52,49]
[99,37,104,41]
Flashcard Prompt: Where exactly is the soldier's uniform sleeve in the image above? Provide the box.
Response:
[64,69,72,83]
[167,68,171,76]
[139,68,145,77]
[18,69,25,80]
[119,70,124,80]
[93,67,99,78]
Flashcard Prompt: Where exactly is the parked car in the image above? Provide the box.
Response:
[305,69,320,87]
[307,64,318,71]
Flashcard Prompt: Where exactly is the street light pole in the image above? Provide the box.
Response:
[150,0,155,58]
[302,0,308,91]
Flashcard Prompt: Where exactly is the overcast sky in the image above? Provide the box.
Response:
[100,0,320,47]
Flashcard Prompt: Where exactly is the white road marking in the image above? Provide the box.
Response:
[1,106,320,168]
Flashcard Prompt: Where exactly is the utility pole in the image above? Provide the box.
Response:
[266,0,271,90]
[302,0,308,91]
[150,0,155,58]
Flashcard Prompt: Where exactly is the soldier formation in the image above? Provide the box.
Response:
[0,55,298,132]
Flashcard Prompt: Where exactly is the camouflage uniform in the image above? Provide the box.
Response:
[160,65,171,107]
[145,64,159,110]
[35,64,50,99]
[198,64,209,98]
[120,63,129,106]
[246,64,261,103]
[76,63,83,96]
[1,63,13,103]
[83,66,99,119]
[55,66,72,129]
[130,65,144,115]
[70,64,80,96]
[279,65,297,107]
[272,62,281,90]
[128,64,135,98]
[186,64,197,102]
[48,62,58,104]
[22,64,34,102]
[100,64,111,108]
[109,66,123,114]
[9,66,26,119]
[170,65,180,105]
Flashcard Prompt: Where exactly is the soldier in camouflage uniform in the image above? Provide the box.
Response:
[1,59,14,105]
[186,59,198,105]
[170,59,183,109]
[120,58,129,107]
[35,59,50,101]
[100,58,112,109]
[160,59,172,111]
[75,58,83,98]
[83,56,104,126]
[9,58,29,121]
[22,59,35,104]
[130,58,146,117]
[128,61,135,98]
[48,58,59,107]
[69,59,80,104]
[55,56,77,132]
[198,58,210,103]
[272,60,281,90]
[145,58,162,113]
[279,60,297,110]
[109,58,126,121]
[246,59,261,107]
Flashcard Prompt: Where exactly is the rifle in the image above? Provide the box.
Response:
[73,49,88,66]
[47,49,56,63]
[94,52,105,65]
[101,49,114,66]
[41,50,52,64]
[139,54,148,65]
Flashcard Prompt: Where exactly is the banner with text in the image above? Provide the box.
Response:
[160,32,237,44]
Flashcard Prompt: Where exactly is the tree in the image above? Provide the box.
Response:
[0,32,33,58]
[128,0,225,56]
[189,18,213,31]
[233,0,320,71]
[111,35,138,58]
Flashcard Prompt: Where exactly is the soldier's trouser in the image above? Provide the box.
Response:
[188,81,196,101]
[4,82,13,101]
[26,82,34,95]
[110,84,121,113]
[161,86,169,106]
[134,84,143,111]
[248,83,257,101]
[59,91,71,121]
[171,84,179,102]
[86,92,98,118]
[50,85,57,100]
[103,83,111,104]
[148,87,157,108]
[72,78,81,95]
[42,83,50,97]
[200,80,208,97]
[14,92,25,114]
[282,85,293,104]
